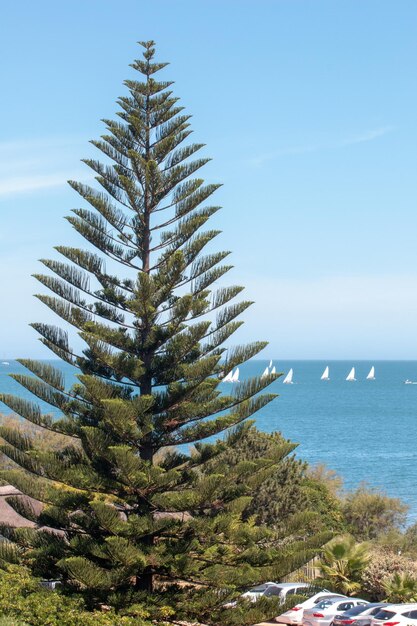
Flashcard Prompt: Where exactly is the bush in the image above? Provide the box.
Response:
[0,565,151,626]
[343,485,408,541]
[361,546,417,600]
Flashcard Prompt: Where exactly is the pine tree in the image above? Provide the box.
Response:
[0,42,328,622]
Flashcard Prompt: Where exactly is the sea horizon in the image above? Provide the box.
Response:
[1,358,417,523]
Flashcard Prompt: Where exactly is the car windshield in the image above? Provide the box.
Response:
[373,610,396,621]
[342,606,370,616]
[316,601,337,609]
[264,587,283,597]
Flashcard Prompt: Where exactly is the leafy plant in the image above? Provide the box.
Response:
[382,571,417,603]
[0,565,149,625]
[317,535,370,595]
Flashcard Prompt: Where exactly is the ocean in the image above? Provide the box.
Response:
[1,359,417,521]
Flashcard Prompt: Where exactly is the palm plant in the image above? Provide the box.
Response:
[382,571,417,603]
[318,536,370,595]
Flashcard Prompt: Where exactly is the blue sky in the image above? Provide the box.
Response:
[1,1,417,359]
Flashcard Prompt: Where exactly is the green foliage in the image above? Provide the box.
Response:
[403,521,417,556]
[0,565,150,625]
[317,535,370,595]
[205,426,307,526]
[0,414,76,470]
[343,484,408,541]
[0,40,327,624]
[382,571,417,603]
[214,596,283,626]
[301,475,346,533]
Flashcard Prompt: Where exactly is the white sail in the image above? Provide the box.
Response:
[271,366,276,375]
[321,366,330,380]
[366,366,375,380]
[231,367,240,383]
[346,367,356,381]
[283,368,293,384]
[261,366,269,379]
[222,369,234,382]
[269,360,273,369]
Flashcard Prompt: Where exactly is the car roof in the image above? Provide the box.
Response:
[380,604,417,611]
[276,582,312,588]
[320,599,367,608]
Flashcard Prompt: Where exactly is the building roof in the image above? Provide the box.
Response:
[0,485,43,529]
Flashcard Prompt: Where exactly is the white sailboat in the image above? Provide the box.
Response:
[321,366,330,381]
[346,367,356,382]
[261,366,269,379]
[283,368,293,384]
[231,367,240,383]
[222,369,234,382]
[270,366,276,375]
[269,360,273,369]
[366,366,375,380]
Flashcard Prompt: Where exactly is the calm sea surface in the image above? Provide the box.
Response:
[1,359,417,521]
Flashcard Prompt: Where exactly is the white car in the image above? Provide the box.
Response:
[241,582,280,602]
[371,604,417,626]
[303,598,369,626]
[242,582,324,604]
[278,593,348,625]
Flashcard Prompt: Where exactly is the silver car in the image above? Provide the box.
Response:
[333,604,389,626]
[279,594,348,625]
[303,598,369,626]
[242,582,324,604]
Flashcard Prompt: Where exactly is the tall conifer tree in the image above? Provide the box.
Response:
[0,42,328,622]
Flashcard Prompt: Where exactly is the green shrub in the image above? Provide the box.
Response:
[0,565,151,626]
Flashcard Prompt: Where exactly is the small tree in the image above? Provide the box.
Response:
[343,485,408,541]
[0,42,327,623]
[207,427,307,527]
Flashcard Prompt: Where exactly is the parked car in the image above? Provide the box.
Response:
[278,593,348,625]
[240,582,279,602]
[303,598,369,626]
[371,604,417,626]
[242,582,325,604]
[241,582,324,604]
[333,604,390,626]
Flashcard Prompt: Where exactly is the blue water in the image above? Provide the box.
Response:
[1,359,417,521]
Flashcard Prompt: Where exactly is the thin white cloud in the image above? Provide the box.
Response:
[248,125,396,167]
[341,125,396,146]
[0,171,90,197]
[0,135,92,197]
[0,135,88,156]
[249,144,318,167]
